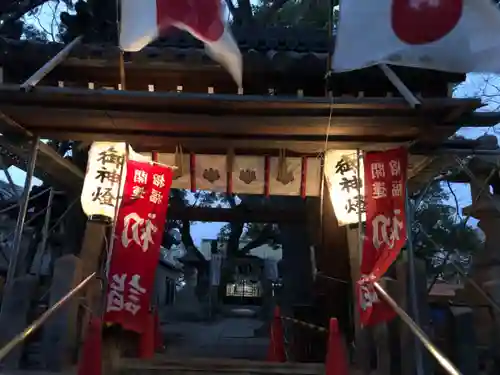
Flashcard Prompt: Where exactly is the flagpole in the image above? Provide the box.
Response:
[378,64,421,109]
[100,148,128,317]
[405,187,426,375]
[115,0,126,91]
[119,51,126,91]
[354,148,367,367]
[373,281,461,375]
[356,149,363,261]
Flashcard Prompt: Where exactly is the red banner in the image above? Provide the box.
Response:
[104,159,173,333]
[357,147,408,327]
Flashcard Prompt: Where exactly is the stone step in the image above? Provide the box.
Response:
[117,357,325,375]
[21,301,48,369]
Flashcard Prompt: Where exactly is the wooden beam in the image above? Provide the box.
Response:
[37,130,418,155]
[168,205,308,223]
[0,106,430,137]
[459,111,500,127]
[0,113,84,194]
[0,85,482,116]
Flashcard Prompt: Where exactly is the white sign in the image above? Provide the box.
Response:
[81,142,127,221]
[324,150,366,226]
[140,153,322,197]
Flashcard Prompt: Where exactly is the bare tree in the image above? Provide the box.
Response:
[1,0,75,41]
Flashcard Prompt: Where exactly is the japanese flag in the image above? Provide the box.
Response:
[120,0,242,87]
[333,0,500,73]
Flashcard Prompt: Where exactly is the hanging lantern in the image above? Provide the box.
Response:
[324,150,366,226]
[81,142,127,222]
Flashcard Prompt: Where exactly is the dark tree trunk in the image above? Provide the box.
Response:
[277,200,313,310]
[227,222,244,257]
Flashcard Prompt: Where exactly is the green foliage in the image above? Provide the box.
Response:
[251,0,335,28]
[60,0,117,43]
[218,222,279,246]
[58,0,338,43]
[412,183,482,281]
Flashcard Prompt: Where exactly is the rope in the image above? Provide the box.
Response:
[279,315,328,333]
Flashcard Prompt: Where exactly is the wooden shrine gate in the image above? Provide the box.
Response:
[0,29,499,373]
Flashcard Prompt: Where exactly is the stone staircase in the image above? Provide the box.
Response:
[20,282,51,369]
[115,357,325,375]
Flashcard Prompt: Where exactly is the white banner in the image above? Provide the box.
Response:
[81,142,127,221]
[333,0,500,73]
[138,153,322,197]
[269,157,302,196]
[196,155,227,192]
[82,144,162,221]
[324,150,366,226]
[232,156,265,194]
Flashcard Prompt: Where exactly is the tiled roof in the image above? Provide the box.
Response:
[0,27,463,84]
[0,27,329,64]
[153,26,330,53]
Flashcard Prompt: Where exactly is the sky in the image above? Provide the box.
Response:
[5,1,500,245]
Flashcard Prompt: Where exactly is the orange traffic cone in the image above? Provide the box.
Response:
[138,312,155,359]
[154,309,163,350]
[267,306,286,362]
[77,316,102,375]
[325,318,349,375]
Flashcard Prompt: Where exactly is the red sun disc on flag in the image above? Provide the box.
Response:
[391,0,463,45]
[157,0,224,42]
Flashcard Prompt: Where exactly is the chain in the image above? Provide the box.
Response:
[279,315,328,333]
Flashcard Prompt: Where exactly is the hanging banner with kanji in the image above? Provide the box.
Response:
[81,142,127,221]
[104,159,173,333]
[324,150,366,225]
[357,147,408,327]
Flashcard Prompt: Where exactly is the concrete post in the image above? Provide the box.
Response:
[448,306,478,375]
[396,257,433,375]
[0,275,38,370]
[42,255,83,371]
[463,197,500,365]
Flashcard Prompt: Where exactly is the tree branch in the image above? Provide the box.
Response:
[0,0,50,27]
[180,219,197,250]
[234,0,253,25]
[239,224,275,254]
[259,0,291,24]
[224,0,237,16]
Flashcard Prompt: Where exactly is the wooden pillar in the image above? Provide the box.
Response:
[318,184,353,343]
[78,221,123,370]
[42,255,83,371]
[79,221,107,331]
[346,226,372,373]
